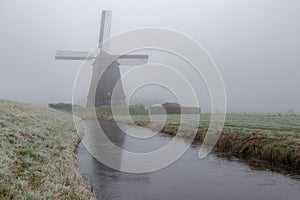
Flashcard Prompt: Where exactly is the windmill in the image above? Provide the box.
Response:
[55,10,148,107]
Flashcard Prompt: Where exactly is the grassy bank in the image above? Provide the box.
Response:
[95,113,300,169]
[0,99,95,199]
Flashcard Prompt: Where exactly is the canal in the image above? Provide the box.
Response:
[78,120,300,200]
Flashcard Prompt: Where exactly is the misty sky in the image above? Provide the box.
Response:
[0,0,299,113]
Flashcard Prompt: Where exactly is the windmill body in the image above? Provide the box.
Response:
[55,10,148,107]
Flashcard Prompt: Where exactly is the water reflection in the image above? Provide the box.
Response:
[212,150,300,180]
[78,120,300,200]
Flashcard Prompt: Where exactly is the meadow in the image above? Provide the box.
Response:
[0,99,95,199]
[96,111,300,168]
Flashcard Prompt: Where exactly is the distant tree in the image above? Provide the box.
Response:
[286,109,295,115]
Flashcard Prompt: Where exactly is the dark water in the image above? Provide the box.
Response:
[78,120,300,200]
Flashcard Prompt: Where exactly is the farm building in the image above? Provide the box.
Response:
[150,102,201,115]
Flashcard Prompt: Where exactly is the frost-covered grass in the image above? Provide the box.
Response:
[96,113,300,168]
[106,113,300,138]
[122,114,300,137]
[0,99,95,199]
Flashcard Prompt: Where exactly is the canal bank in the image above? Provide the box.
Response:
[78,120,300,200]
[0,99,95,199]
[95,113,300,169]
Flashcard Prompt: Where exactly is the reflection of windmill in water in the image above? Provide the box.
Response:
[56,10,148,107]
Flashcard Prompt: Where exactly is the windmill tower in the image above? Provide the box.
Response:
[55,10,148,107]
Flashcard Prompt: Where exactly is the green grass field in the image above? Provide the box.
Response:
[96,112,300,168]
[106,113,300,138]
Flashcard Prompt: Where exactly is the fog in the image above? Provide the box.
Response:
[0,0,299,113]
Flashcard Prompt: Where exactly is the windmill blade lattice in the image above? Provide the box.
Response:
[99,10,112,51]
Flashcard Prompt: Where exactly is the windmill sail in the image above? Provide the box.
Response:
[99,10,112,51]
[55,50,96,60]
[117,55,148,66]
